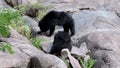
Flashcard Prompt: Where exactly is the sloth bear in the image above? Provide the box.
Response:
[49,31,72,56]
[38,11,75,36]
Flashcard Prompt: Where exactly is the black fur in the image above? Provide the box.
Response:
[38,11,75,36]
[49,31,72,56]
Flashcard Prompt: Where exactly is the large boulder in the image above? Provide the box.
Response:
[79,31,120,68]
[31,54,67,68]
[0,52,29,68]
[73,10,120,33]
[40,0,120,19]
[72,10,120,46]
[42,0,120,13]
[72,10,120,68]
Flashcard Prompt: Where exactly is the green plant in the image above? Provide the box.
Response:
[80,56,95,68]
[30,38,42,49]
[20,25,31,39]
[10,20,31,39]
[0,7,21,37]
[0,7,21,54]
[0,43,14,54]
[10,20,24,31]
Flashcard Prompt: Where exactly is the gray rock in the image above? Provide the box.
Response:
[61,49,82,68]
[0,0,11,8]
[73,10,120,33]
[22,16,40,38]
[40,41,53,53]
[79,32,120,52]
[72,10,120,46]
[42,0,120,13]
[0,52,29,68]
[31,54,67,68]
[71,43,88,58]
[71,10,120,68]
[92,50,120,68]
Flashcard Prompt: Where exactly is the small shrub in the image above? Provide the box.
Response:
[10,21,31,39]
[0,43,14,54]
[20,25,31,39]
[30,38,42,49]
[0,7,21,37]
[80,56,95,68]
[10,20,24,31]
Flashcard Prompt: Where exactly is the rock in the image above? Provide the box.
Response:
[71,43,88,58]
[9,27,31,44]
[61,49,82,68]
[71,10,120,68]
[42,0,79,12]
[0,53,29,68]
[31,54,67,68]
[72,10,120,47]
[92,50,120,68]
[0,0,11,8]
[77,31,120,68]
[42,0,120,13]
[104,0,120,13]
[22,16,38,28]
[22,16,39,38]
[40,41,53,53]
[80,31,120,53]
[73,10,120,33]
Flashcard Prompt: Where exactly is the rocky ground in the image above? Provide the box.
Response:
[1,0,120,68]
